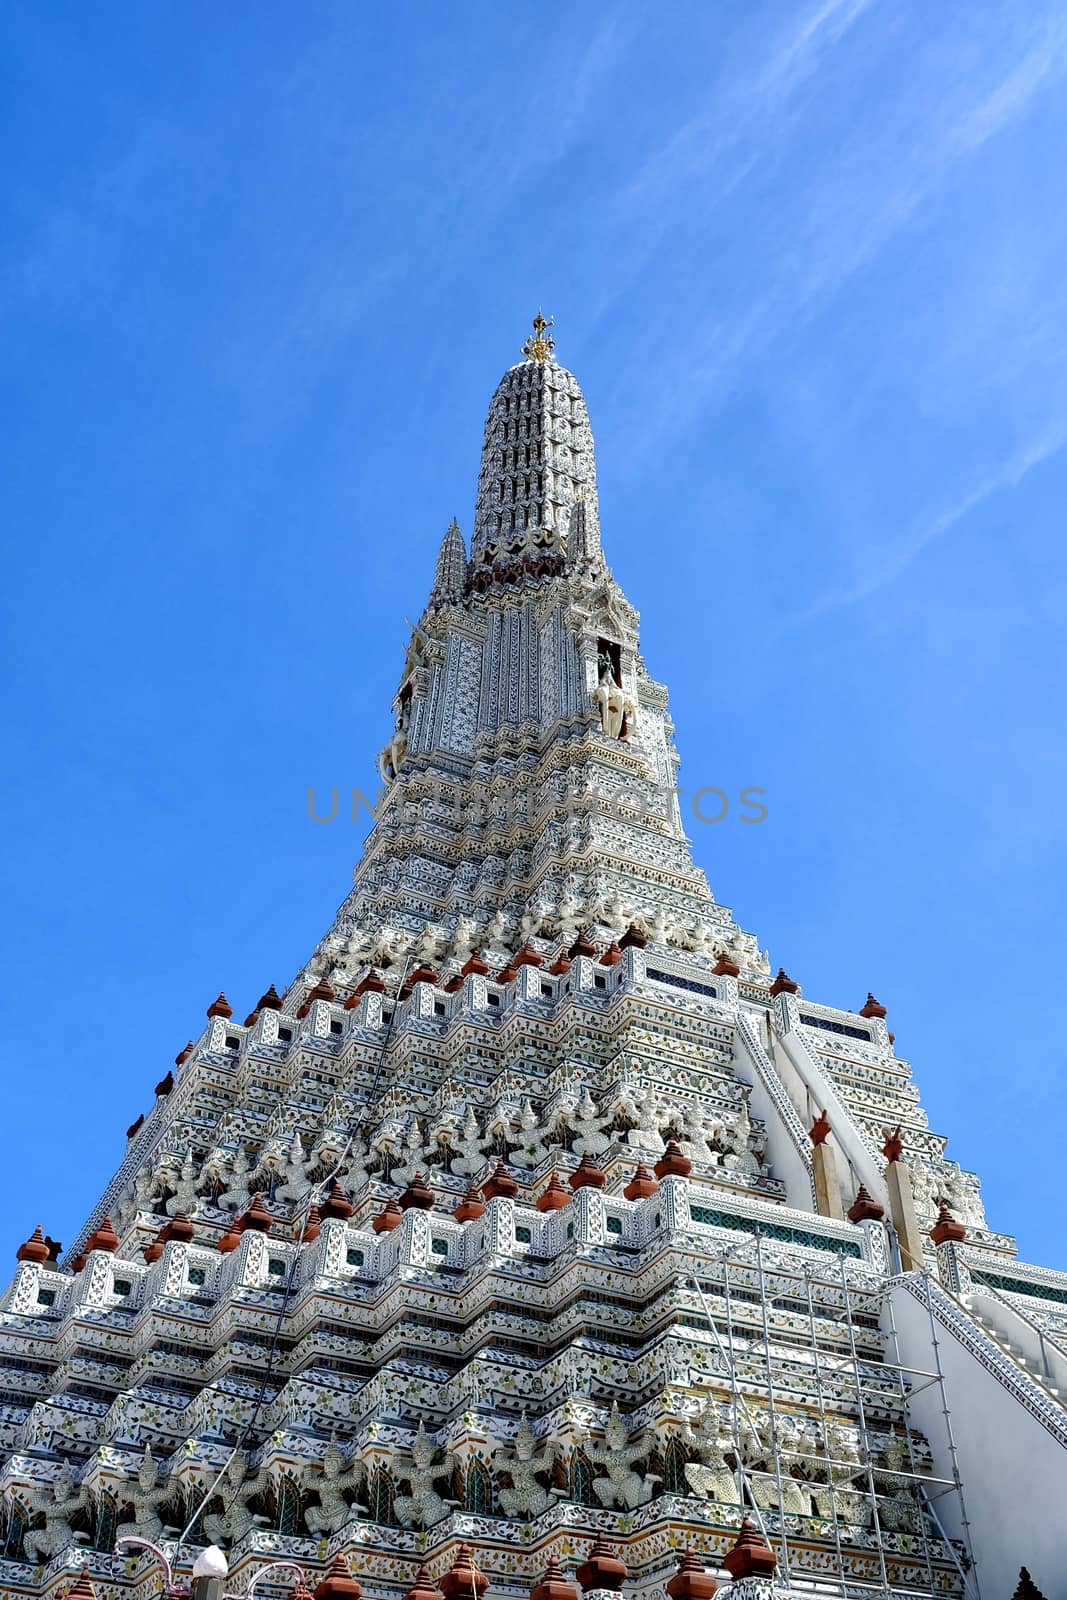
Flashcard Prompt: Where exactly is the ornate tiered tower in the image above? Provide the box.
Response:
[2,321,1064,1600]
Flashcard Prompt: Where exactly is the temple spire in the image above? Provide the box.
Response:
[471,325,600,564]
[428,517,467,607]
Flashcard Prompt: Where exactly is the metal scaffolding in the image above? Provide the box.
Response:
[682,1238,979,1600]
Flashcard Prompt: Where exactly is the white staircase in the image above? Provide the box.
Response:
[959,1283,1067,1408]
[891,1275,1067,1600]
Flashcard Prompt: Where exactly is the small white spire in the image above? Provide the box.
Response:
[430,517,468,604]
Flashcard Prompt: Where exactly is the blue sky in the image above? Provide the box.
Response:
[3,1,1065,1270]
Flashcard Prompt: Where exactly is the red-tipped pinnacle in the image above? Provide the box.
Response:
[722,1519,777,1582]
[314,1554,363,1600]
[401,1566,444,1600]
[665,1549,717,1600]
[86,1217,119,1255]
[319,1179,354,1222]
[400,1173,435,1211]
[1011,1570,1049,1600]
[454,1184,486,1223]
[654,1139,692,1179]
[372,1197,403,1234]
[809,1110,831,1146]
[536,1171,571,1212]
[929,1203,967,1245]
[16,1226,49,1265]
[569,1152,605,1191]
[847,1185,885,1224]
[241,1193,273,1233]
[530,1558,578,1600]
[440,1544,488,1600]
[623,1165,659,1200]
[483,1160,519,1200]
[576,1536,627,1594]
[216,1219,242,1253]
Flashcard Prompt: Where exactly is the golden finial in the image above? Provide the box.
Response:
[522,309,555,363]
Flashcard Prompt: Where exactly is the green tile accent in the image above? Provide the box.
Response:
[690,1203,861,1258]
[977,1270,1067,1306]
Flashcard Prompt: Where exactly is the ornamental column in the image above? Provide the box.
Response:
[808,1110,844,1220]
[882,1126,925,1272]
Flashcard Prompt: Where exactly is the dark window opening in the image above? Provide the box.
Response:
[597,637,622,687]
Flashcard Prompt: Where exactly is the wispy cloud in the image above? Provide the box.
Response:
[625,0,877,197]
[781,419,1067,626]
[594,0,876,307]
[758,0,876,104]
[604,8,1067,452]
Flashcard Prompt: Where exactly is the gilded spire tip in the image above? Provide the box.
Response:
[522,309,555,363]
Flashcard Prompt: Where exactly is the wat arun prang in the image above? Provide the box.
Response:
[2,318,1063,1600]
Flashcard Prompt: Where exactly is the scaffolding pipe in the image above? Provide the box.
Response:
[754,1231,793,1582]
[678,1235,973,1599]
[919,1273,982,1600]
[802,1261,846,1581]
[836,1253,892,1597]
[881,1272,937,1597]
[689,1267,773,1549]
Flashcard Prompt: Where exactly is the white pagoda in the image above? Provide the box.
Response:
[2,318,1063,1600]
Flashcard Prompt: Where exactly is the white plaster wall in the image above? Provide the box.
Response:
[734,1023,814,1212]
[890,1281,1066,1600]
[775,1024,888,1207]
